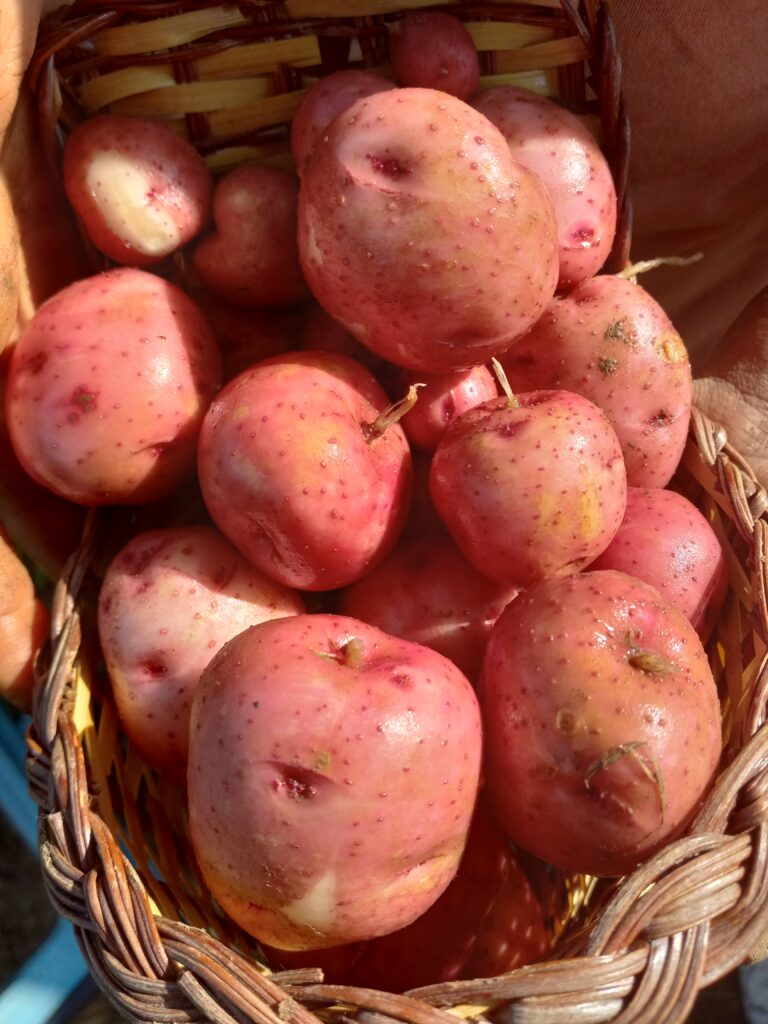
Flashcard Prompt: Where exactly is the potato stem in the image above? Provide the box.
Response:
[491,357,519,409]
[363,383,424,442]
[618,252,703,280]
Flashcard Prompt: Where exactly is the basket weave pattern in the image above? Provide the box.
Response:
[23,3,768,1023]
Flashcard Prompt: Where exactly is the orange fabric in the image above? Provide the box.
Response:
[612,0,768,369]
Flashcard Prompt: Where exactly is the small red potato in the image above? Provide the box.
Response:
[389,13,480,101]
[430,389,627,587]
[197,351,412,591]
[193,290,296,380]
[589,487,728,642]
[340,533,516,681]
[399,365,497,451]
[474,87,617,288]
[193,164,309,307]
[63,115,212,266]
[301,303,395,386]
[291,70,395,171]
[403,450,446,538]
[267,801,550,989]
[298,88,558,372]
[481,571,723,877]
[98,526,305,780]
[188,613,482,949]
[7,268,222,506]
[500,275,692,488]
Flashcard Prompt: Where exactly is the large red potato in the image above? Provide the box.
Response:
[481,571,722,877]
[193,163,308,307]
[98,526,305,780]
[339,534,516,681]
[389,13,480,101]
[63,115,212,266]
[589,487,728,641]
[267,801,550,989]
[430,389,627,587]
[188,613,482,949]
[298,88,558,372]
[291,70,395,171]
[7,268,221,506]
[500,275,692,487]
[197,351,412,591]
[474,87,616,288]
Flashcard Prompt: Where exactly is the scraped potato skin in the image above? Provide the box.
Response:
[267,801,551,989]
[291,70,395,171]
[298,88,558,372]
[98,526,305,779]
[474,87,616,288]
[193,164,309,307]
[481,571,722,877]
[63,115,212,266]
[500,275,692,487]
[7,268,222,506]
[188,613,482,949]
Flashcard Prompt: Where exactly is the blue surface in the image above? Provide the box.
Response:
[0,705,94,1024]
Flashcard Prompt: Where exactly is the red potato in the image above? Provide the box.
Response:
[500,275,692,487]
[98,526,305,780]
[63,115,212,267]
[474,87,617,288]
[399,365,498,451]
[193,164,309,307]
[193,290,296,381]
[301,303,395,387]
[389,13,480,102]
[7,268,222,506]
[298,88,558,372]
[403,450,446,538]
[430,389,627,587]
[267,801,550,989]
[339,534,517,681]
[481,571,722,877]
[188,613,482,949]
[291,70,395,171]
[588,487,728,642]
[197,351,412,591]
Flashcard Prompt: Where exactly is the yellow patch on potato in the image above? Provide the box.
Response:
[577,467,601,541]
[654,332,687,363]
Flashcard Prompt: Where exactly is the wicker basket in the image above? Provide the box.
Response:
[22,2,768,1023]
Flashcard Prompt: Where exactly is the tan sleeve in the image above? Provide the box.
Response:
[612,0,768,368]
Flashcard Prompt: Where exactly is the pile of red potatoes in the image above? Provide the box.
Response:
[4,12,728,991]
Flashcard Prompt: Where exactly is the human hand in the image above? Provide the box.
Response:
[0,0,85,710]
